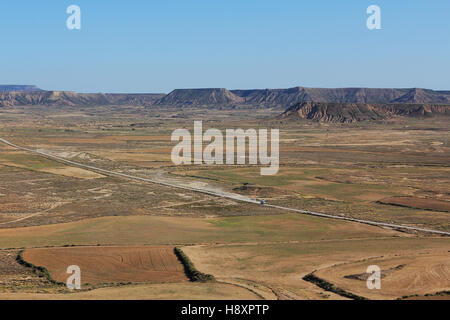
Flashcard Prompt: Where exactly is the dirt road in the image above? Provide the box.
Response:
[1,137,449,236]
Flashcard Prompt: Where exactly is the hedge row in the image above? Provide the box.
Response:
[174,247,215,282]
[303,273,368,300]
[16,250,64,286]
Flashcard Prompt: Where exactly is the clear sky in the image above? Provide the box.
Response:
[1,0,449,93]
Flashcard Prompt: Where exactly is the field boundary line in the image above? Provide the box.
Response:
[174,247,215,282]
[215,280,268,300]
[302,272,368,300]
[16,249,64,286]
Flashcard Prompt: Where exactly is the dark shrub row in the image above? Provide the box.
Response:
[174,247,215,282]
[303,273,368,300]
[16,250,64,286]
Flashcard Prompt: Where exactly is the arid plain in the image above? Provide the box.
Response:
[0,103,448,300]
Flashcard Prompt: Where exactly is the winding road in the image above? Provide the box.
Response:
[1,137,449,236]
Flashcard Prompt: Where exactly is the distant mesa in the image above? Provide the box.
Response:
[232,86,450,106]
[0,89,164,107]
[280,101,450,123]
[391,88,450,104]
[1,85,450,122]
[157,88,244,106]
[0,85,43,92]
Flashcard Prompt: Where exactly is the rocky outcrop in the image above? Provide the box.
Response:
[157,88,244,106]
[232,87,450,107]
[1,85,450,108]
[0,91,164,107]
[280,102,450,123]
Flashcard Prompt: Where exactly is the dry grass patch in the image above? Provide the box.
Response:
[182,238,450,300]
[0,282,261,300]
[378,197,450,212]
[315,249,450,299]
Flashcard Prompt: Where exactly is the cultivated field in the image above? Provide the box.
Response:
[0,282,261,300]
[0,104,448,299]
[22,246,188,284]
[314,249,450,299]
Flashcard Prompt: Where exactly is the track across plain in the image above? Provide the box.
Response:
[1,138,449,236]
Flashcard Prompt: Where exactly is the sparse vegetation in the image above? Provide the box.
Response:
[174,247,215,282]
[302,273,368,300]
[0,105,448,299]
[15,250,64,286]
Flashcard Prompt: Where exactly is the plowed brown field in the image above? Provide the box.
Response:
[22,246,189,284]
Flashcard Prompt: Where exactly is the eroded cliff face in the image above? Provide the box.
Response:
[0,91,164,107]
[0,85,42,92]
[232,87,450,107]
[157,88,244,105]
[1,86,450,109]
[280,102,450,123]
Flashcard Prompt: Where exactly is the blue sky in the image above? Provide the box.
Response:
[1,0,449,93]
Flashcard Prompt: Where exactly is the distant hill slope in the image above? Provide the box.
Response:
[0,91,164,107]
[103,93,165,106]
[232,87,450,107]
[0,85,43,92]
[280,102,450,123]
[157,88,243,105]
[1,85,450,108]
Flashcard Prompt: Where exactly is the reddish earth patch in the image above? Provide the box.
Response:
[22,246,189,284]
[378,197,450,212]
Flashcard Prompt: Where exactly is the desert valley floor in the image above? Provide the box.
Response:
[0,104,448,300]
